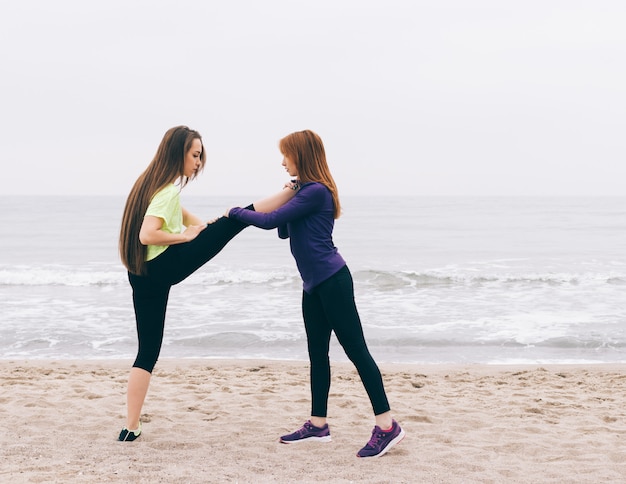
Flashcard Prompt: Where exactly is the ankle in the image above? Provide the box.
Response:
[126,421,141,431]
[310,417,327,428]
[375,413,393,431]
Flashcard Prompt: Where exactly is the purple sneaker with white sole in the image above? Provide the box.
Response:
[357,420,405,458]
[280,420,331,443]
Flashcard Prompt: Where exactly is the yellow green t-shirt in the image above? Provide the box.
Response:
[144,183,183,261]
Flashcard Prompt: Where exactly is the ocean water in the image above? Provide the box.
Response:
[1,195,625,365]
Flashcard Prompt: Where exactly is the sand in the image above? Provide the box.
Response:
[1,359,625,483]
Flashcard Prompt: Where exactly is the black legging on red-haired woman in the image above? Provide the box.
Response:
[302,265,391,417]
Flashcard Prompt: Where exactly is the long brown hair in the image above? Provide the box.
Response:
[279,130,341,219]
[119,126,206,275]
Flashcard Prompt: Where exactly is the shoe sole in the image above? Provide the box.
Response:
[357,428,405,458]
[280,435,332,444]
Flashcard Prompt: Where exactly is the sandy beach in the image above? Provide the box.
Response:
[1,359,625,483]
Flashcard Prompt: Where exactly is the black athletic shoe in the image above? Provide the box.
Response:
[118,422,142,441]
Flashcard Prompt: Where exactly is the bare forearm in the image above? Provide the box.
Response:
[182,207,204,226]
[139,214,207,246]
[253,187,297,213]
[139,229,192,246]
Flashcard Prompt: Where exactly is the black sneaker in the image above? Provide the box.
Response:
[118,422,142,442]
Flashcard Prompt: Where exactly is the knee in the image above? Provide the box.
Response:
[343,344,373,365]
[307,346,330,366]
[133,352,159,373]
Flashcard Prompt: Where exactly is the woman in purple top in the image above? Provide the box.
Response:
[227,130,405,458]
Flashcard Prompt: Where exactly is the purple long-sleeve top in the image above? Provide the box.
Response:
[229,182,346,293]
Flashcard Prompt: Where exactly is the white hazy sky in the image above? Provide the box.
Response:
[1,0,624,197]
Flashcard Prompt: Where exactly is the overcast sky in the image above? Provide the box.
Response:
[1,0,624,197]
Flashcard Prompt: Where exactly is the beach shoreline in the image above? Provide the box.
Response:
[2,359,625,483]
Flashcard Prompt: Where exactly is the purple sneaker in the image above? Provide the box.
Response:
[357,420,405,458]
[280,420,332,444]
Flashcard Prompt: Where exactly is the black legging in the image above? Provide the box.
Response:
[127,213,249,372]
[302,265,390,417]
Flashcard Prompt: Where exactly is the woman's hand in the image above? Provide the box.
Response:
[182,224,207,242]
[284,180,300,191]
[140,216,207,245]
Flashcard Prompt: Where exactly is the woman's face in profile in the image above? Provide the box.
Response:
[183,138,203,178]
[282,154,298,177]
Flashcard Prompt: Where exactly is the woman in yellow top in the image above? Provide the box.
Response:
[118,125,295,441]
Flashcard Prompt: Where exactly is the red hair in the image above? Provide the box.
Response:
[279,130,341,219]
